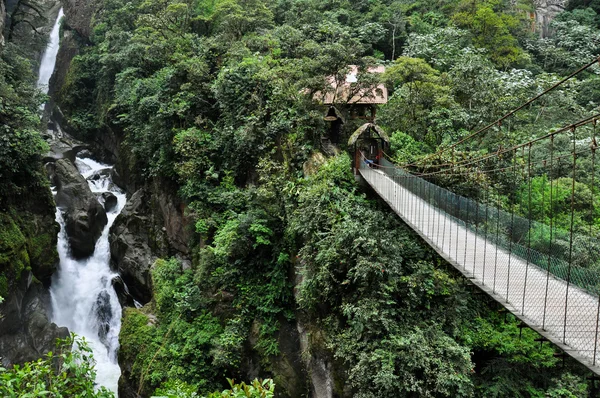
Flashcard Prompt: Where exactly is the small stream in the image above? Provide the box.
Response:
[50,157,125,393]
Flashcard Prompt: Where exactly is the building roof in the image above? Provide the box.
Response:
[348,123,390,146]
[315,65,388,105]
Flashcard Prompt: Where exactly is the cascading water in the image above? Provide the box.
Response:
[37,5,125,394]
[37,8,63,95]
[50,157,126,393]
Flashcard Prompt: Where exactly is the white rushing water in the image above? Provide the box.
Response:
[37,8,64,94]
[51,157,126,393]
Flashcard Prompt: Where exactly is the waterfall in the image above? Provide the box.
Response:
[51,157,125,394]
[37,8,63,94]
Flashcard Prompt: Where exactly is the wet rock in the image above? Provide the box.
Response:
[110,190,166,304]
[93,290,113,349]
[110,168,124,190]
[0,277,69,367]
[87,168,112,182]
[102,192,118,212]
[54,159,107,259]
[111,275,136,308]
[77,149,93,158]
[151,179,192,254]
[45,162,57,183]
[243,319,309,397]
[43,127,88,163]
[62,0,95,38]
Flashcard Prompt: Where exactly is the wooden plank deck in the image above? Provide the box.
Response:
[359,166,600,374]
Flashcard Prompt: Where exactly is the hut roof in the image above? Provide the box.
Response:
[323,106,345,123]
[315,65,388,105]
[348,123,390,146]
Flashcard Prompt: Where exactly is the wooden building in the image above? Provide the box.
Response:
[348,122,390,174]
[315,65,388,145]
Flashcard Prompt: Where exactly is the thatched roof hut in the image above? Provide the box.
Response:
[315,65,388,105]
[348,123,390,146]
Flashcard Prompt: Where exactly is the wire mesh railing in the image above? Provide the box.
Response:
[377,157,600,296]
[358,147,600,373]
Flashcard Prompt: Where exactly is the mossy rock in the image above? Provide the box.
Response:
[118,306,160,397]
[0,210,58,296]
[0,213,30,297]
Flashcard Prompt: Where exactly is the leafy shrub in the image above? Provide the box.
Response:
[0,335,114,397]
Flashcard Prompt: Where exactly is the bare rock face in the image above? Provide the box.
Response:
[0,277,69,367]
[54,158,107,258]
[0,0,6,46]
[109,190,167,304]
[101,192,118,212]
[109,181,192,304]
[534,0,567,37]
[61,0,95,38]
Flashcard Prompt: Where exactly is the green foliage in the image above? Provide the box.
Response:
[119,307,223,395]
[0,44,48,203]
[52,0,600,395]
[0,213,29,297]
[206,378,275,398]
[380,56,465,147]
[119,258,226,395]
[389,130,425,164]
[459,312,591,397]
[516,175,598,230]
[452,0,527,68]
[526,9,600,74]
[0,335,114,397]
[290,155,474,396]
[154,377,275,398]
[0,210,57,298]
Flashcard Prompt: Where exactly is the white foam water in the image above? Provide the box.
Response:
[51,157,125,394]
[37,8,64,95]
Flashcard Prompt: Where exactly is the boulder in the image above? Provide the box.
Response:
[0,277,69,367]
[102,192,118,212]
[54,159,107,259]
[87,168,111,182]
[110,190,167,304]
[42,127,88,163]
[111,275,137,308]
[77,149,93,158]
[92,290,113,349]
[109,181,191,305]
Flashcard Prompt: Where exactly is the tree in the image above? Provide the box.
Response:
[453,1,526,68]
[379,57,465,147]
[211,0,274,40]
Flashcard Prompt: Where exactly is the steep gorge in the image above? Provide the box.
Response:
[2,0,598,396]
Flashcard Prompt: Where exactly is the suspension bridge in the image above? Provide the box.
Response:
[357,57,600,375]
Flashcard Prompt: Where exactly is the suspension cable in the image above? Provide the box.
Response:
[401,56,600,168]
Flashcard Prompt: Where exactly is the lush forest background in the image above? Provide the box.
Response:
[3,0,600,396]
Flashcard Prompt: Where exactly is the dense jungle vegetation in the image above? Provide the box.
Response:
[3,0,600,396]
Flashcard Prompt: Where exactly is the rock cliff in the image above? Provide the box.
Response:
[0,185,67,366]
[53,158,108,259]
[534,0,567,37]
[0,0,6,46]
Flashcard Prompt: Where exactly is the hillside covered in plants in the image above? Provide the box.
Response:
[2,0,600,396]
